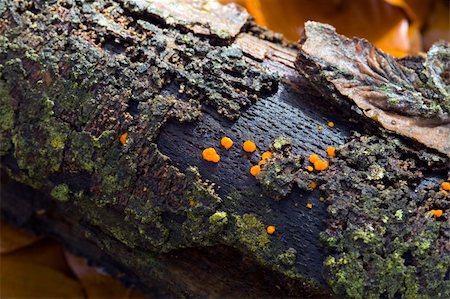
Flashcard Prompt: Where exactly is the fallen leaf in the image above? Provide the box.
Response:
[0,260,85,298]
[65,251,142,298]
[0,220,42,254]
[3,238,74,276]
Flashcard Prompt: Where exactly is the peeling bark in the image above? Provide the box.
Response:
[296,21,450,156]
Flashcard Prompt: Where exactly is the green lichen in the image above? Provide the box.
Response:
[257,137,306,200]
[234,214,269,253]
[324,253,366,299]
[0,80,14,155]
[277,247,297,266]
[50,184,70,202]
[321,134,450,298]
[272,136,292,151]
[209,211,228,227]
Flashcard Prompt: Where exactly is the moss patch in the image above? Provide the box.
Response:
[321,133,450,298]
[50,184,70,202]
[234,214,270,253]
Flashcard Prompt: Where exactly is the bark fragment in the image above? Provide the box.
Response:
[296,21,450,156]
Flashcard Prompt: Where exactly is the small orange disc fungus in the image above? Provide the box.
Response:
[202,147,220,163]
[120,132,128,145]
[319,197,325,202]
[326,147,336,157]
[314,159,329,171]
[328,121,335,128]
[441,182,450,191]
[221,136,234,150]
[306,165,314,172]
[306,203,313,209]
[309,153,319,164]
[250,165,261,176]
[431,209,443,218]
[266,225,276,235]
[243,140,257,153]
[261,151,272,160]
[143,187,148,192]
[309,181,317,190]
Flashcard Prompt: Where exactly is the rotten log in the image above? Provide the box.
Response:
[0,1,449,298]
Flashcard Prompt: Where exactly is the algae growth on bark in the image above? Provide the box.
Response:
[1,1,449,298]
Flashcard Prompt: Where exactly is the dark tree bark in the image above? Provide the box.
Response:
[1,1,448,298]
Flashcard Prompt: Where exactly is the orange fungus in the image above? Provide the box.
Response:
[441,182,450,191]
[261,151,272,161]
[309,181,317,189]
[266,225,276,234]
[221,136,234,150]
[120,132,128,145]
[326,146,336,157]
[314,160,329,171]
[202,147,220,163]
[250,165,261,176]
[306,165,314,172]
[306,203,313,209]
[243,140,257,153]
[328,121,335,128]
[431,209,443,218]
[309,153,319,164]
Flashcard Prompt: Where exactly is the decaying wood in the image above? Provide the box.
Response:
[0,1,449,298]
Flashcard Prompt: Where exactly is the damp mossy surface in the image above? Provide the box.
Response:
[320,133,450,299]
[234,213,270,253]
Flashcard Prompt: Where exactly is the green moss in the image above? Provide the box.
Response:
[49,129,67,150]
[209,211,228,226]
[234,214,269,253]
[394,209,403,221]
[321,134,450,298]
[272,136,292,151]
[277,248,297,266]
[0,80,14,155]
[257,137,305,200]
[50,184,70,202]
[352,227,377,244]
[325,253,367,299]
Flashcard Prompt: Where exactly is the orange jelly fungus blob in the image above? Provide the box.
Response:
[328,121,335,128]
[221,136,234,150]
[431,209,443,218]
[306,166,314,172]
[326,147,336,157]
[261,151,272,160]
[143,187,148,192]
[202,147,220,163]
[306,203,313,209]
[309,181,317,189]
[314,160,329,171]
[243,140,257,153]
[266,225,276,235]
[441,182,450,191]
[309,153,319,164]
[319,197,326,202]
[119,132,128,145]
[250,165,261,176]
